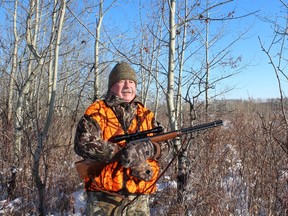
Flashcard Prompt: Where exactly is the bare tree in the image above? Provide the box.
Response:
[67,0,119,101]
[137,3,164,114]
[258,0,288,155]
[167,0,177,131]
[33,1,66,214]
[162,0,254,207]
[93,0,117,100]
[10,0,44,199]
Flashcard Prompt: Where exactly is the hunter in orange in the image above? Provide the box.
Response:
[74,62,169,216]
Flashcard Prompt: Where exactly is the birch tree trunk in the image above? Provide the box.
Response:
[93,0,103,101]
[167,0,177,132]
[176,0,190,205]
[48,0,57,103]
[176,0,188,127]
[9,0,42,198]
[32,1,66,214]
[167,0,187,205]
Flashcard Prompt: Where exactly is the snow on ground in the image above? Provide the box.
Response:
[71,189,86,215]
[0,179,177,215]
[0,197,22,215]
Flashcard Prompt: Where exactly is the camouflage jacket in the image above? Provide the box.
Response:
[74,92,171,164]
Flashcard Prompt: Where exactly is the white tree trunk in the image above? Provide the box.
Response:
[93,0,104,101]
[31,0,66,214]
[167,0,177,132]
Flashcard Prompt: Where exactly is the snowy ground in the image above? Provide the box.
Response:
[0,198,23,215]
[0,190,86,216]
[0,179,176,215]
[71,190,86,215]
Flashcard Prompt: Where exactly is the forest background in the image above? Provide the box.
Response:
[0,0,287,215]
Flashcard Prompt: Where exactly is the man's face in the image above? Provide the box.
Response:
[110,80,136,102]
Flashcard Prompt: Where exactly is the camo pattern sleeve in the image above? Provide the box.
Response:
[74,114,120,163]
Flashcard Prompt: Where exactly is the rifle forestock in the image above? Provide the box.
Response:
[149,119,223,142]
[149,131,180,143]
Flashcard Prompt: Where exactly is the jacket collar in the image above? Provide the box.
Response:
[104,91,142,108]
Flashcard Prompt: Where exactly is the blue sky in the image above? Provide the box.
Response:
[106,0,285,100]
[220,0,285,99]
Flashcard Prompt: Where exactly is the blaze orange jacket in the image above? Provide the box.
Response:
[84,100,160,194]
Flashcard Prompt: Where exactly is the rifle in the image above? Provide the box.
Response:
[113,119,223,143]
[75,119,223,179]
[109,126,164,143]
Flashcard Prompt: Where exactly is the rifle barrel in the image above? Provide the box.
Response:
[181,119,223,134]
[149,119,223,143]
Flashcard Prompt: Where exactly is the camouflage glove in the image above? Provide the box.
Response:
[130,161,153,181]
[120,139,160,168]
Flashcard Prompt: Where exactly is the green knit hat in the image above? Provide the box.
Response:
[108,62,137,89]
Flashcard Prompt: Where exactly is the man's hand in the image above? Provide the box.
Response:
[120,140,158,168]
[130,162,153,181]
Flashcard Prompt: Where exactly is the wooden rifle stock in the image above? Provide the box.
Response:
[75,159,105,179]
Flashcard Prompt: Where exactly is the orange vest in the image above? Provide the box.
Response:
[84,100,160,194]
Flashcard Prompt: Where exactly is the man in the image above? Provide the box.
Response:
[74,62,169,215]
